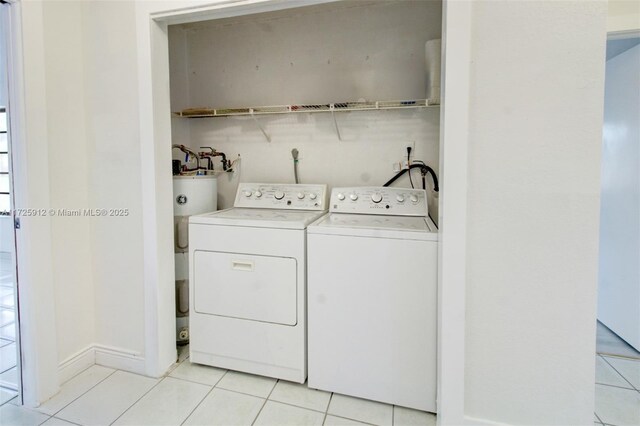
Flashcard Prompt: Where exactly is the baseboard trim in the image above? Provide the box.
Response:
[464,415,508,426]
[58,344,146,381]
[94,344,146,375]
[58,346,96,384]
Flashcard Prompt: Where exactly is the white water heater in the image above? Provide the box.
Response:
[173,175,217,344]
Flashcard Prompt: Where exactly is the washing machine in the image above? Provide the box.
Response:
[189,183,328,383]
[307,187,438,412]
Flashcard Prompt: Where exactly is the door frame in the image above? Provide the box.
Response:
[135,0,471,424]
[4,0,60,407]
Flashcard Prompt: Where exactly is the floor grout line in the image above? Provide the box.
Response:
[250,378,279,426]
[600,357,639,391]
[107,374,167,426]
[178,370,229,426]
[178,386,215,426]
[594,382,637,392]
[49,367,118,418]
[594,412,604,425]
[321,392,334,425]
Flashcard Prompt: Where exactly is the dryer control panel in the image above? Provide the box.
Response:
[234,183,328,211]
[329,187,428,216]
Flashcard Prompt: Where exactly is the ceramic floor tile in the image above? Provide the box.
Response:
[41,417,79,426]
[216,371,277,398]
[169,361,226,386]
[178,345,189,363]
[0,293,14,309]
[0,367,18,390]
[38,365,115,415]
[0,338,11,348]
[0,309,14,327]
[324,415,369,426]
[269,381,331,412]
[0,343,16,373]
[0,323,15,341]
[113,377,210,425]
[183,387,264,426]
[0,403,50,426]
[596,356,634,389]
[0,287,12,298]
[0,387,18,405]
[328,394,393,426]
[393,406,436,426]
[254,400,325,426]
[56,370,159,426]
[604,357,640,390]
[594,384,640,426]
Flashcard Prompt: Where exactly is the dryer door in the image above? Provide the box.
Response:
[193,250,297,325]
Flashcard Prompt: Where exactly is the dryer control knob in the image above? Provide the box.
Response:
[350,193,359,201]
[274,191,285,200]
[243,191,252,197]
[396,195,405,203]
[371,193,383,203]
[297,192,305,199]
[337,193,345,201]
[309,193,317,200]
[255,191,262,198]
[410,194,419,203]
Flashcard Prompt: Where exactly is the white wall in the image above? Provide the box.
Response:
[14,0,607,421]
[41,0,96,368]
[169,1,442,218]
[608,0,640,33]
[599,44,640,350]
[81,0,146,360]
[463,1,605,424]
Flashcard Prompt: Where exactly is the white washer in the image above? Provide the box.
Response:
[307,187,438,412]
[189,183,327,383]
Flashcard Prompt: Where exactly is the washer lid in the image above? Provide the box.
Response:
[308,213,438,240]
[189,208,328,230]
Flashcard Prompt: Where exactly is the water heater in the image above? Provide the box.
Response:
[173,175,217,344]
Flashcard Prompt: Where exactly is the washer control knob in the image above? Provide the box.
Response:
[371,193,383,203]
[274,191,285,200]
[337,193,345,201]
[297,192,305,199]
[254,191,262,198]
[396,195,405,203]
[410,194,419,203]
[309,193,317,200]
[349,193,358,201]
[243,191,252,197]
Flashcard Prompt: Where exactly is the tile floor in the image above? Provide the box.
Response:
[1,320,638,425]
[594,354,640,426]
[0,251,18,404]
[0,345,437,426]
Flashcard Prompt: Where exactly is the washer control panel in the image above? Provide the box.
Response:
[234,183,328,210]
[329,187,428,216]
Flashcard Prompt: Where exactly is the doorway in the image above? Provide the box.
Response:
[594,29,640,426]
[0,1,22,407]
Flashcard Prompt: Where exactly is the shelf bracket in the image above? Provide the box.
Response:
[250,108,271,143]
[330,104,342,141]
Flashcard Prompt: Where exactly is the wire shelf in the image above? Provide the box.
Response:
[174,99,438,118]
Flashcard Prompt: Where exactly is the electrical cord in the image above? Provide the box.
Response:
[407,146,414,189]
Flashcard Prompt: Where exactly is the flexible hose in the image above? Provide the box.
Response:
[291,148,300,184]
[383,164,439,192]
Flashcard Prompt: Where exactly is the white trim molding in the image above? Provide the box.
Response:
[436,0,471,424]
[58,344,146,385]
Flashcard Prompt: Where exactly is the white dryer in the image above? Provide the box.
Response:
[189,183,327,383]
[307,187,438,412]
